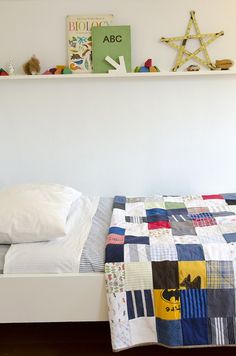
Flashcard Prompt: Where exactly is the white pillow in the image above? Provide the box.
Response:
[0,184,81,243]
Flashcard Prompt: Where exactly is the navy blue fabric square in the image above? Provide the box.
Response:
[105,244,124,263]
[182,318,209,345]
[156,318,183,346]
[124,235,149,245]
[108,227,125,235]
[208,289,235,317]
[223,233,236,243]
[176,244,204,261]
[113,196,126,210]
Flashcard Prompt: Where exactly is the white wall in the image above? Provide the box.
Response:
[0,0,236,196]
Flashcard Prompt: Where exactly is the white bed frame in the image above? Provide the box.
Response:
[0,273,108,323]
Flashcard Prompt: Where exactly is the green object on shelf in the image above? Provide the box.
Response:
[92,25,132,73]
[63,67,72,74]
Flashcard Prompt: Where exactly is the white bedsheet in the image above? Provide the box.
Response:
[0,245,9,272]
[4,196,99,274]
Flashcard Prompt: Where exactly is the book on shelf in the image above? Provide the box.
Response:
[67,14,114,73]
[92,25,132,73]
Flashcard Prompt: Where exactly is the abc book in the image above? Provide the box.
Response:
[92,25,131,73]
[67,15,113,73]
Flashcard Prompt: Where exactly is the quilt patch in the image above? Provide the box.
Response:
[105,194,236,351]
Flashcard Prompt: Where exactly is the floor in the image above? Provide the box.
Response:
[0,322,234,356]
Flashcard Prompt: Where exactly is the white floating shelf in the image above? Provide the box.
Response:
[0,70,235,80]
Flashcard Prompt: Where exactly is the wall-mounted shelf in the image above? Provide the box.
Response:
[0,70,235,80]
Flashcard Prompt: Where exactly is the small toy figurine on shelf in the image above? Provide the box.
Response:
[186,64,200,71]
[8,59,15,75]
[23,55,41,75]
[0,68,9,76]
[215,59,234,70]
[134,59,160,73]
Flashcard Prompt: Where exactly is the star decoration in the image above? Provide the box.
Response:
[161,11,224,71]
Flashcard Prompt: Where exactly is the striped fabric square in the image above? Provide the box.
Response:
[125,216,147,224]
[150,243,178,261]
[180,289,207,318]
[206,261,234,289]
[124,244,150,262]
[208,317,236,345]
[126,289,154,319]
[125,262,153,291]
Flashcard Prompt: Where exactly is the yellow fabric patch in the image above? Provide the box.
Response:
[178,261,206,290]
[153,289,181,320]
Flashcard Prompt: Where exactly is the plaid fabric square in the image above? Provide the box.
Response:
[189,212,217,227]
[150,243,178,261]
[206,261,235,289]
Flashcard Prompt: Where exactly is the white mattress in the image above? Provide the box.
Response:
[3,196,99,274]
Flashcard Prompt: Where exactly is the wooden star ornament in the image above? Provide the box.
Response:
[161,11,224,71]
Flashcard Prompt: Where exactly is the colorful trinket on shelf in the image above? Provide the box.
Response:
[0,68,9,76]
[186,64,200,71]
[62,67,73,74]
[215,59,234,70]
[43,66,73,75]
[134,58,160,73]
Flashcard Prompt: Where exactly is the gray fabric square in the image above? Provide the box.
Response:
[170,221,196,236]
[208,289,236,317]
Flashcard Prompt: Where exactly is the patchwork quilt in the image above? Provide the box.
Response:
[105,194,236,351]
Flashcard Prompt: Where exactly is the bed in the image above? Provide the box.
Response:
[1,186,236,351]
